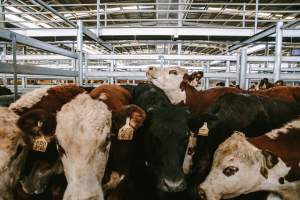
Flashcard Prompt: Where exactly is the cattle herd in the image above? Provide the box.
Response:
[0,67,299,200]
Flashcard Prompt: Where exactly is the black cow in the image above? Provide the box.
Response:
[126,83,202,200]
[189,93,300,200]
[0,86,12,95]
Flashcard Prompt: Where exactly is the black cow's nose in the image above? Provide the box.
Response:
[198,187,207,200]
[163,178,186,192]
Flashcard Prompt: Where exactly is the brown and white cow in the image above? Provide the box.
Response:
[90,85,146,200]
[0,107,27,199]
[55,93,112,200]
[55,85,145,200]
[147,67,300,115]
[197,121,300,200]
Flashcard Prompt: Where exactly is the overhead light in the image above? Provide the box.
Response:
[285,16,295,20]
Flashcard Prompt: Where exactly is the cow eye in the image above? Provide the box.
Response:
[223,166,239,177]
[169,70,178,75]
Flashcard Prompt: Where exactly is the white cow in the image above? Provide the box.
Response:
[56,93,112,200]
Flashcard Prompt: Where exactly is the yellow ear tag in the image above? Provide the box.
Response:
[32,136,48,152]
[117,118,134,141]
[198,122,209,136]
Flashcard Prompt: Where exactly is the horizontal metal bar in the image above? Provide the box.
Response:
[245,74,273,79]
[86,71,146,77]
[10,28,300,38]
[9,3,300,7]
[0,29,78,59]
[88,54,237,61]
[0,62,78,76]
[82,26,113,51]
[229,19,300,52]
[204,72,237,78]
[5,55,71,60]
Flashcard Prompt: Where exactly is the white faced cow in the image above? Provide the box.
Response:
[197,120,300,200]
[55,93,112,200]
[146,66,188,104]
[0,107,27,199]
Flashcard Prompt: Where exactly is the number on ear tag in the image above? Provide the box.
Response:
[32,136,48,152]
[198,122,209,136]
[117,118,134,141]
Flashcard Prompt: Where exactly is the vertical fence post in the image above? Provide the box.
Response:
[77,20,83,86]
[205,61,209,90]
[225,58,230,87]
[1,43,7,86]
[239,47,247,90]
[84,53,88,85]
[10,33,18,100]
[274,21,283,82]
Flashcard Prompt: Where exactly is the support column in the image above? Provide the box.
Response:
[274,21,283,82]
[77,20,83,86]
[242,3,246,28]
[254,0,259,33]
[1,43,7,86]
[239,47,247,90]
[0,0,5,29]
[97,0,100,37]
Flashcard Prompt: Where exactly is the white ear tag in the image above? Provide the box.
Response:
[37,121,43,128]
[32,136,48,152]
[117,118,134,141]
[198,122,209,136]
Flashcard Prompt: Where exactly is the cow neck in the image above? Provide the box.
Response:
[248,129,300,182]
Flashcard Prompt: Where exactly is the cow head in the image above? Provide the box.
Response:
[141,106,198,193]
[146,66,188,91]
[147,67,204,104]
[0,107,27,199]
[197,132,286,200]
[55,93,112,200]
[17,109,57,151]
[20,159,63,195]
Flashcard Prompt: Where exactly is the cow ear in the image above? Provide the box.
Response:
[260,165,268,179]
[188,113,218,136]
[17,109,56,146]
[180,74,190,91]
[262,149,279,169]
[123,105,146,130]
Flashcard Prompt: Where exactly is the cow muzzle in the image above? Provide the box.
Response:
[161,177,186,192]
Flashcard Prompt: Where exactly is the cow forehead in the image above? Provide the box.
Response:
[214,132,259,167]
[153,66,187,75]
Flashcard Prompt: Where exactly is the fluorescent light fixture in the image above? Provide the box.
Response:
[285,16,295,20]
[6,14,41,28]
[207,7,222,11]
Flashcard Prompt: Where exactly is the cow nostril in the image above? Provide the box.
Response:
[198,187,207,200]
